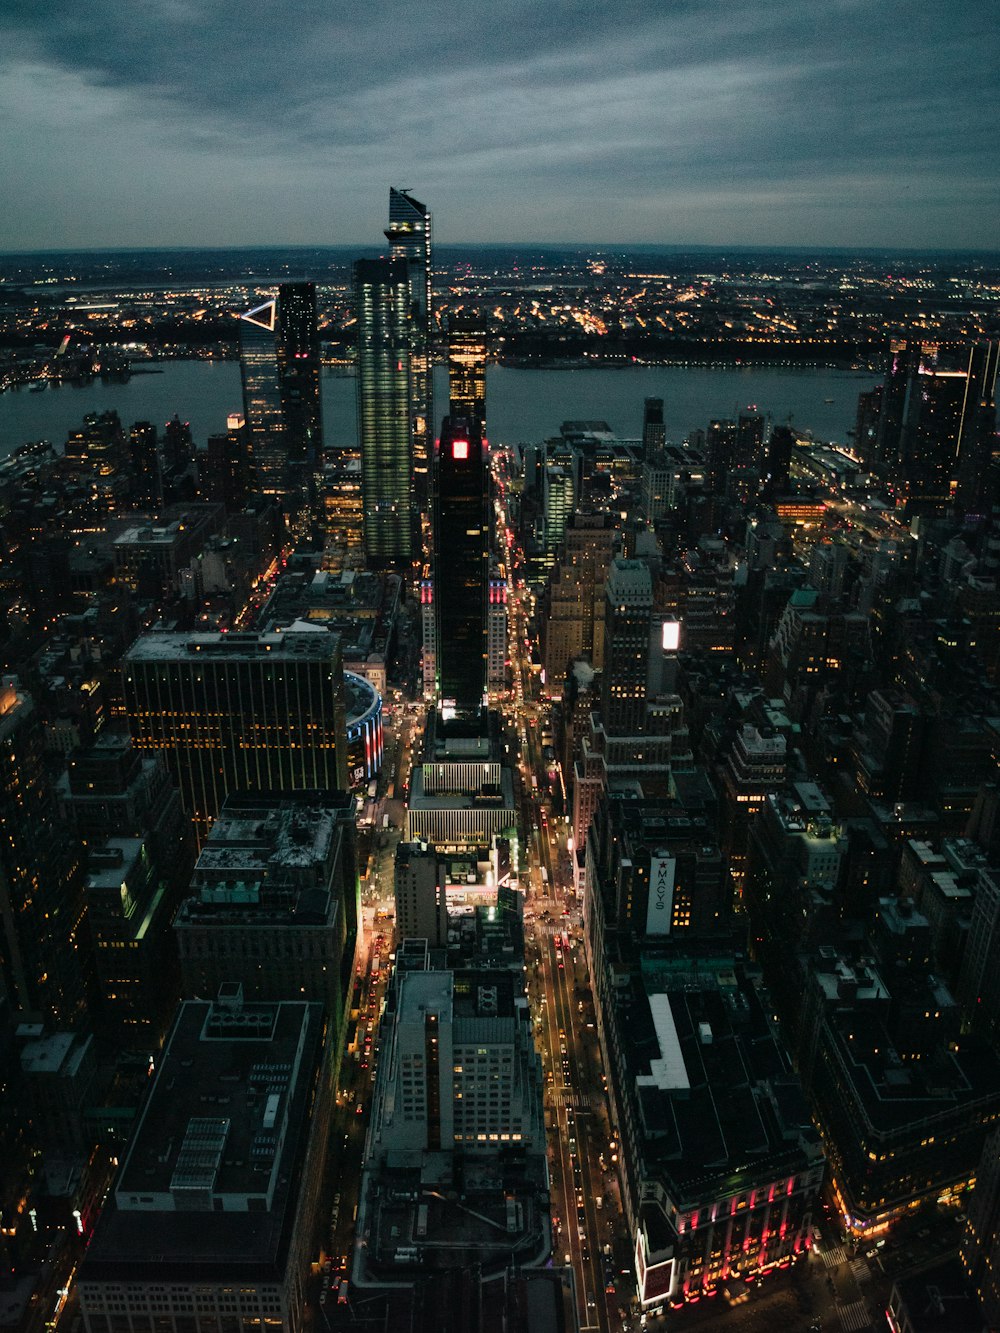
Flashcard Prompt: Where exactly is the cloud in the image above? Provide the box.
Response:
[0,0,997,248]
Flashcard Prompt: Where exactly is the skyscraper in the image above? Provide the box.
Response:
[276,280,324,530]
[122,629,348,846]
[354,257,414,568]
[433,416,488,725]
[0,680,89,1027]
[641,397,666,457]
[239,282,324,536]
[385,188,433,508]
[874,339,998,516]
[600,557,653,736]
[448,319,487,434]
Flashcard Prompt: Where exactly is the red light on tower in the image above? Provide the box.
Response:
[452,438,469,460]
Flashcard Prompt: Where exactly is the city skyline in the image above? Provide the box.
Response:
[2,0,998,252]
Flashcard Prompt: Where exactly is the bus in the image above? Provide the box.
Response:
[540,867,548,886]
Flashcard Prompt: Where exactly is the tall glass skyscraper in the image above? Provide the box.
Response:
[433,416,488,726]
[239,282,324,537]
[354,257,414,568]
[385,188,433,509]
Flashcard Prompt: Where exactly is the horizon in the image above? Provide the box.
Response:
[3,2,997,253]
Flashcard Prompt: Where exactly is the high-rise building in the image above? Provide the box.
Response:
[385,188,433,507]
[354,257,414,568]
[239,283,324,534]
[601,558,653,736]
[0,680,90,1028]
[874,340,999,516]
[448,319,487,435]
[128,420,162,511]
[642,397,666,457]
[200,413,250,513]
[433,416,488,725]
[962,1126,1000,1326]
[122,630,348,846]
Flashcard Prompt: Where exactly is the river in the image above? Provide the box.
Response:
[0,361,877,460]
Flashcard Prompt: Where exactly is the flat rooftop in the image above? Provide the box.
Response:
[82,998,323,1283]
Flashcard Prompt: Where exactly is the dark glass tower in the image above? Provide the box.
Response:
[433,416,488,727]
[875,340,999,516]
[385,189,433,509]
[354,257,414,568]
[239,297,285,497]
[239,283,324,536]
[642,397,666,457]
[448,319,487,435]
[276,280,324,532]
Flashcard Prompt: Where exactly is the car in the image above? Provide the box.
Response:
[356,1103,364,1115]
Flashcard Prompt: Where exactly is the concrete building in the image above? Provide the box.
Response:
[78,993,331,1333]
[174,792,358,1034]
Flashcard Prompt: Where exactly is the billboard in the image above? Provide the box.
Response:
[646,855,676,935]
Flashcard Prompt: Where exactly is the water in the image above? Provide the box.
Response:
[0,360,877,460]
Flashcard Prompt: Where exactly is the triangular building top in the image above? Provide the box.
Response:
[240,299,277,332]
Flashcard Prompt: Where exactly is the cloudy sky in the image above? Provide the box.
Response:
[1,0,997,252]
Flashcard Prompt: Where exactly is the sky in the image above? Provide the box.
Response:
[1,0,998,253]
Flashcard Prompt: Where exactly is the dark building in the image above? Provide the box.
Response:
[239,284,324,536]
[0,680,90,1028]
[174,791,358,1034]
[385,188,433,507]
[962,1127,1000,1328]
[128,420,162,511]
[200,414,250,513]
[447,319,487,434]
[78,994,333,1333]
[354,257,414,568]
[122,629,349,846]
[59,729,193,1045]
[642,397,666,457]
[874,340,999,517]
[433,416,489,726]
[600,557,653,736]
[760,424,794,501]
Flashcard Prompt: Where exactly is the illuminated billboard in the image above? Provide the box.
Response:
[646,855,676,936]
[662,619,680,652]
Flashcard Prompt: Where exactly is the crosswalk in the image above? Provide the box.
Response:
[851,1257,871,1283]
[821,1244,848,1268]
[837,1297,871,1331]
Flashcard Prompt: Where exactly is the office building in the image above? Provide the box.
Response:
[200,413,250,513]
[128,420,162,511]
[962,1127,1000,1327]
[433,416,489,725]
[796,947,1000,1233]
[370,965,543,1156]
[174,792,358,1031]
[874,340,999,516]
[385,188,433,506]
[354,257,414,567]
[642,397,666,457]
[448,319,487,434]
[239,283,324,534]
[122,629,348,845]
[540,512,618,683]
[406,713,517,848]
[601,558,653,736]
[593,951,823,1310]
[0,679,89,1027]
[487,570,508,697]
[78,994,332,1333]
[394,842,450,947]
